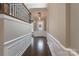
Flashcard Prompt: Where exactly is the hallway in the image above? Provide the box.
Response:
[22,37,52,56]
[0,3,79,56]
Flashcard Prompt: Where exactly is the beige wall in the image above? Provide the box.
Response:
[4,18,33,42]
[66,4,70,47]
[47,3,67,46]
[0,18,4,55]
[47,3,79,54]
[70,4,79,53]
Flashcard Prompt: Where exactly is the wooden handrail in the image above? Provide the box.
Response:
[0,3,32,23]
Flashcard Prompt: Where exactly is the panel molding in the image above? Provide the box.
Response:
[4,33,32,56]
[4,33,31,46]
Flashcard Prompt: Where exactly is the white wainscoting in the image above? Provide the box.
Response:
[4,33,32,56]
[47,33,78,56]
[32,31,47,37]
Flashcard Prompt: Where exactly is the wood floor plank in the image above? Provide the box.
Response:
[22,37,52,56]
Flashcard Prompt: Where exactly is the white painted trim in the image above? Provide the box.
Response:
[16,39,32,56]
[47,33,79,56]
[4,33,32,46]
[0,14,30,25]
[4,33,32,56]
[32,31,47,37]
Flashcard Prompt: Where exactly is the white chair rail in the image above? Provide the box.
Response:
[4,33,32,56]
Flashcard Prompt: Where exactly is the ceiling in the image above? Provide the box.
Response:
[24,3,48,9]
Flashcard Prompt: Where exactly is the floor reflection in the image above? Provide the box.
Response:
[37,39,44,51]
[22,37,52,56]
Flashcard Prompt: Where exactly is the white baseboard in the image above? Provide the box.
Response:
[17,39,32,56]
[32,31,47,37]
[4,33,32,56]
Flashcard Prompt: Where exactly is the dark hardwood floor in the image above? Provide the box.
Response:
[22,37,52,56]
